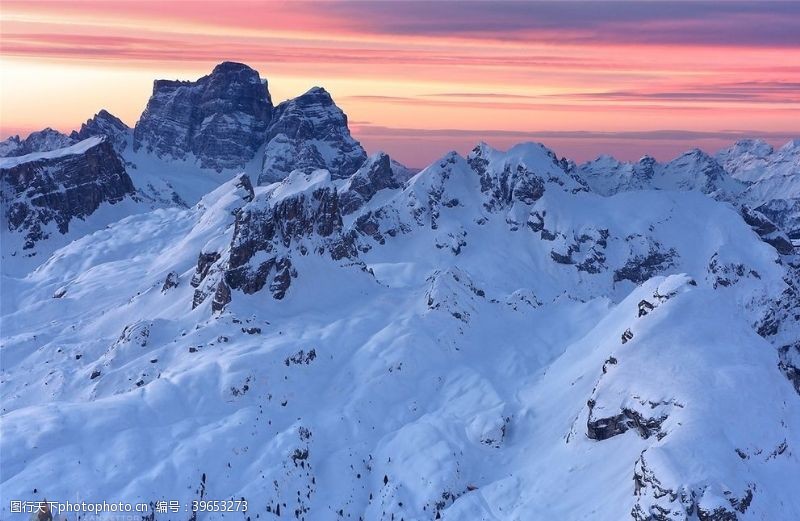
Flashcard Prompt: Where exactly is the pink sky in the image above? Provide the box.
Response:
[1,0,798,166]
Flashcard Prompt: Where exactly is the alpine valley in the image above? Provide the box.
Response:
[1,62,799,521]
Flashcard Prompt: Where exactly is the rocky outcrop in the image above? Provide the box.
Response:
[632,451,754,521]
[739,205,794,255]
[161,271,180,292]
[614,237,678,285]
[706,252,761,289]
[467,142,586,212]
[133,61,272,171]
[778,342,800,395]
[190,171,361,310]
[757,199,800,242]
[339,152,405,215]
[225,170,358,298]
[546,227,609,274]
[71,110,131,153]
[0,137,135,249]
[259,87,366,184]
[586,400,667,441]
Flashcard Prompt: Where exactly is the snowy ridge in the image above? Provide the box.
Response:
[0,136,104,169]
[579,138,800,240]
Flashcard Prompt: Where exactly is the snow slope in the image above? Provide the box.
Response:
[2,140,799,521]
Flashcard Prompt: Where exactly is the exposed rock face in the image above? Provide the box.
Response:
[0,138,135,249]
[225,170,358,298]
[339,152,404,215]
[632,451,755,521]
[757,198,800,242]
[754,259,800,341]
[779,342,800,395]
[259,87,366,184]
[739,206,794,255]
[191,170,361,310]
[613,238,678,284]
[133,61,272,171]
[467,142,586,212]
[71,110,131,153]
[0,136,22,157]
[161,271,180,292]
[586,402,666,440]
[706,252,761,289]
[743,141,800,241]
[0,128,75,158]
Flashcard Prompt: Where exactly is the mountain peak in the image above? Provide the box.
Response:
[591,153,622,165]
[210,61,257,75]
[638,155,656,163]
[289,86,335,107]
[71,109,130,152]
[303,86,330,96]
[259,85,365,183]
[680,147,711,159]
[781,139,800,151]
[133,62,273,170]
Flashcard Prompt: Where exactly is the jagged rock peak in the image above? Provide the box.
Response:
[190,168,360,308]
[259,86,366,184]
[339,152,408,215]
[75,110,129,134]
[467,141,586,209]
[71,109,131,152]
[133,61,273,171]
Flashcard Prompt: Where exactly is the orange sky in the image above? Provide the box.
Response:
[1,0,798,165]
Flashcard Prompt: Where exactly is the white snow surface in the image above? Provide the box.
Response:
[1,139,799,521]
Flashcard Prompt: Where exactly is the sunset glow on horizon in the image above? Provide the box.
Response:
[1,0,799,166]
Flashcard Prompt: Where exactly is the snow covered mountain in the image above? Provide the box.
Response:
[1,62,799,521]
[0,137,138,269]
[0,128,75,158]
[579,139,800,242]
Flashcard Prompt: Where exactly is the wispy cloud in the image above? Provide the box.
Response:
[1,1,798,166]
[351,124,799,142]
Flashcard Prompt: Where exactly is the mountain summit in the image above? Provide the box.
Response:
[133,61,273,170]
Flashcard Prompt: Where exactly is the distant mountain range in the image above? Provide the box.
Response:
[1,62,798,521]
